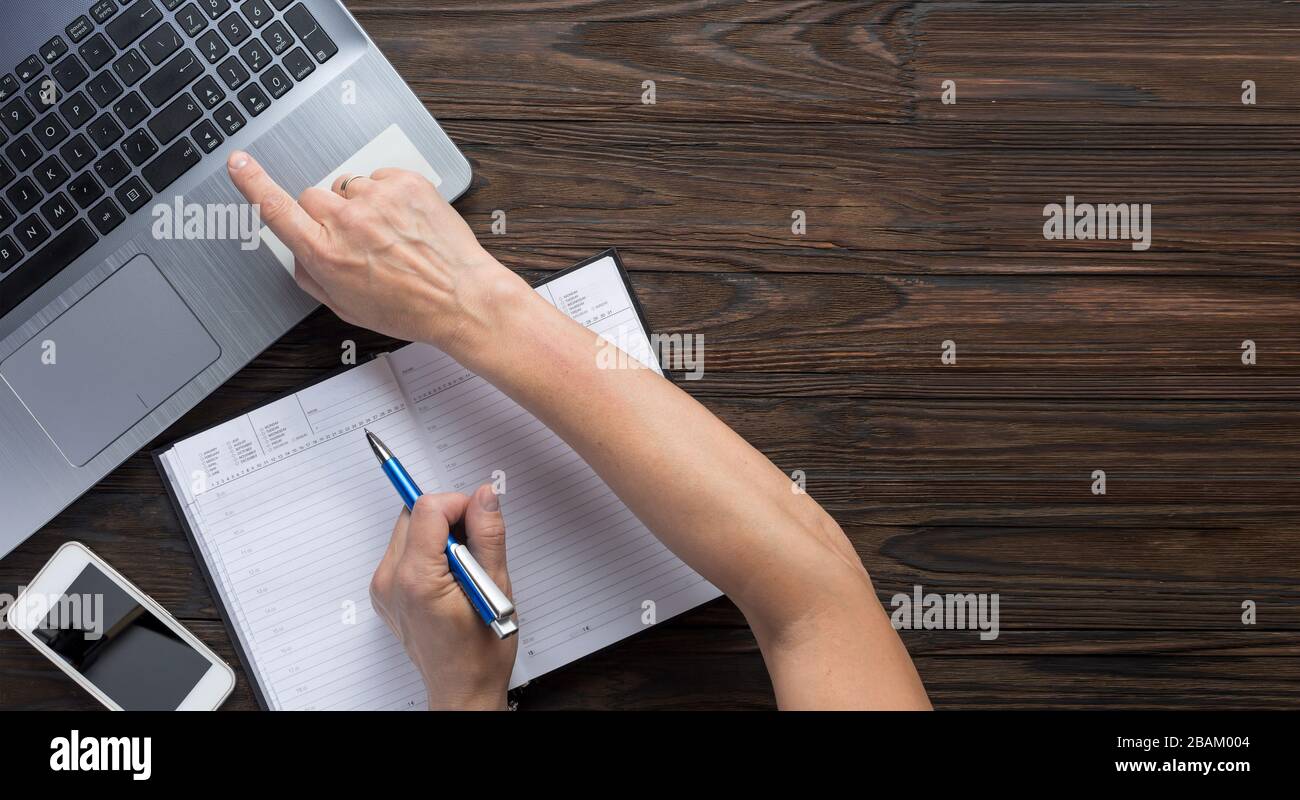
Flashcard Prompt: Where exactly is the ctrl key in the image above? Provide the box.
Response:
[0,234,21,274]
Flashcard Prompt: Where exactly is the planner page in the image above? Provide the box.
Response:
[160,357,436,710]
[387,255,722,687]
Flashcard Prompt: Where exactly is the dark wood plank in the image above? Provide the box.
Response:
[347,10,912,123]
[915,1,1300,124]
[433,122,1300,254]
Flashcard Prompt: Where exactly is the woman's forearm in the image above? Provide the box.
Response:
[450,269,931,709]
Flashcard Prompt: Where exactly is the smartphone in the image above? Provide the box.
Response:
[5,542,235,710]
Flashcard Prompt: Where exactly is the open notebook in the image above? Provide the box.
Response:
[154,251,721,710]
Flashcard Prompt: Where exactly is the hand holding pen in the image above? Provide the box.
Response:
[367,430,518,639]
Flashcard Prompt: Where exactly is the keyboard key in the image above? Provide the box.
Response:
[198,30,230,64]
[91,0,120,24]
[269,0,292,8]
[17,55,44,84]
[25,81,60,114]
[7,176,43,213]
[0,219,99,319]
[236,83,269,116]
[33,155,71,192]
[239,38,272,73]
[88,114,125,149]
[194,76,225,109]
[14,214,51,251]
[260,64,291,99]
[4,134,41,171]
[113,91,149,127]
[141,22,185,65]
[59,134,95,171]
[0,159,13,189]
[52,55,90,92]
[281,47,314,81]
[87,71,125,108]
[113,49,150,86]
[262,20,294,55]
[0,75,18,103]
[219,12,252,46]
[177,2,210,36]
[1,97,36,134]
[191,119,223,153]
[216,56,250,89]
[58,91,96,129]
[107,0,165,49]
[241,0,273,28]
[116,176,152,212]
[201,0,232,20]
[142,137,200,192]
[68,171,106,208]
[213,101,245,135]
[142,49,203,106]
[95,150,131,186]
[78,33,115,71]
[41,37,70,65]
[67,16,96,44]
[0,198,13,229]
[149,93,201,144]
[40,192,77,229]
[0,234,21,274]
[33,114,71,150]
[89,197,125,234]
[123,129,157,165]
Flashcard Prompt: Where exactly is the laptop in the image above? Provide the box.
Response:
[0,0,471,558]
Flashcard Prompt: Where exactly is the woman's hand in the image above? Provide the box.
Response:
[226,150,528,359]
[369,486,517,710]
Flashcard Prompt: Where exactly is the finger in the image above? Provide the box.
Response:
[464,484,509,589]
[228,151,324,256]
[371,505,412,609]
[403,493,470,562]
[330,173,377,199]
[368,167,414,182]
[299,186,346,220]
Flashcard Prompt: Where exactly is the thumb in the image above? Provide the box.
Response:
[465,484,510,590]
[399,494,466,585]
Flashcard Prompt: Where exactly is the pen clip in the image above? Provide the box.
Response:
[449,543,517,639]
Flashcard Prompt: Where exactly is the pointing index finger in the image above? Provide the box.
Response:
[227,150,325,256]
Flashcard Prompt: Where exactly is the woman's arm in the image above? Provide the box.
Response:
[228,153,930,709]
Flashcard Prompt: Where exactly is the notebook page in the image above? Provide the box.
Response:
[163,357,435,710]
[387,255,722,687]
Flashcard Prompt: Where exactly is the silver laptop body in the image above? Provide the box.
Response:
[0,0,470,557]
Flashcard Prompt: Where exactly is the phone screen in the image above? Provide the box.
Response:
[33,564,213,710]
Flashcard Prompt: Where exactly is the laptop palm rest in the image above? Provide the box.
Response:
[0,255,220,467]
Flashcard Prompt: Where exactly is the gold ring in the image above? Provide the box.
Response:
[340,175,361,196]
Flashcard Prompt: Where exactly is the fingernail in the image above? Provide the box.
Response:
[480,486,500,512]
[228,151,249,170]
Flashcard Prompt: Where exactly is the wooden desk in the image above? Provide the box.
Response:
[3,0,1299,709]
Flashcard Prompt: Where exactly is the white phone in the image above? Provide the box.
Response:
[5,542,235,710]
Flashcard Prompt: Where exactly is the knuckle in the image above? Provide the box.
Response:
[258,189,293,221]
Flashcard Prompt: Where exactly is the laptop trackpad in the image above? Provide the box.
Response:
[0,255,220,467]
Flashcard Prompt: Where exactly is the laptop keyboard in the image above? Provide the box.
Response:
[0,0,338,320]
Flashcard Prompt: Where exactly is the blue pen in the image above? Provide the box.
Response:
[366,429,518,639]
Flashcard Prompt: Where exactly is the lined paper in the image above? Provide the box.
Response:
[161,255,721,707]
[164,357,433,710]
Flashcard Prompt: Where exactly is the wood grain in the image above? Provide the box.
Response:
[3,0,1298,710]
